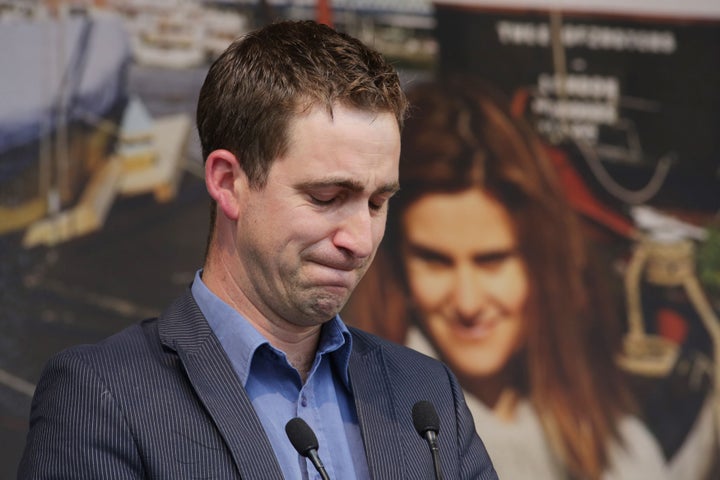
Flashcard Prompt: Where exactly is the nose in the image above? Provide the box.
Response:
[452,263,485,319]
[332,205,376,259]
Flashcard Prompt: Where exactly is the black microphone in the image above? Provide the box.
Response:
[412,400,444,480]
[285,417,331,480]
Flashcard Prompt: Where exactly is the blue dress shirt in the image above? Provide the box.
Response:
[191,271,370,480]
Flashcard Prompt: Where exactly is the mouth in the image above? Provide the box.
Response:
[307,252,368,273]
[305,260,362,287]
[447,314,501,341]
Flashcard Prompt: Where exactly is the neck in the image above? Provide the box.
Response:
[270,328,321,383]
[461,358,525,421]
[491,389,521,421]
[203,252,322,384]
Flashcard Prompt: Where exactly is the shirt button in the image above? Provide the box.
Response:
[300,395,308,407]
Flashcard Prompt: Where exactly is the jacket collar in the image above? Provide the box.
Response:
[158,290,284,479]
[158,291,404,480]
[348,328,405,479]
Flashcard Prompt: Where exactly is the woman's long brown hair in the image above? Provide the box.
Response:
[344,77,634,479]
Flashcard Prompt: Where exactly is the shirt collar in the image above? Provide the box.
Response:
[190,270,353,387]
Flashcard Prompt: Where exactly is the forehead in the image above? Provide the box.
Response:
[274,104,400,185]
[402,189,517,251]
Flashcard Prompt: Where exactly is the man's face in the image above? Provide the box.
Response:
[234,104,400,328]
[401,188,529,379]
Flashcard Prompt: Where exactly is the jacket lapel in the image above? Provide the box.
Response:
[349,332,404,480]
[158,292,284,479]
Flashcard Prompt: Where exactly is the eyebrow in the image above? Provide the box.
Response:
[405,243,453,263]
[295,177,400,196]
[405,241,518,264]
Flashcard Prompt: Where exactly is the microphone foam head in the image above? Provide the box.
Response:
[285,417,319,457]
[412,400,440,437]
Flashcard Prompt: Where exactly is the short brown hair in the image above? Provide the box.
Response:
[196,20,408,187]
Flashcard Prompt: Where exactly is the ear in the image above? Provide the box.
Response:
[205,149,246,221]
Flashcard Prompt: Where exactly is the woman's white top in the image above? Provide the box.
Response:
[406,327,671,480]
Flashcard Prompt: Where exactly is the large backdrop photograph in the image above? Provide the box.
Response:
[1,0,718,478]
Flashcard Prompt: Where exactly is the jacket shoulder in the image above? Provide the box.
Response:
[349,326,448,368]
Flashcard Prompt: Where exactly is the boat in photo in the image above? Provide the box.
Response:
[0,5,131,235]
[0,4,193,246]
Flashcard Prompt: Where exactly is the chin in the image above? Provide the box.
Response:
[445,353,509,380]
[306,297,346,321]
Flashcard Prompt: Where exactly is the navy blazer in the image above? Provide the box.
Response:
[19,291,497,479]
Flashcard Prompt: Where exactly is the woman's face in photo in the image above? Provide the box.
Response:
[401,188,529,379]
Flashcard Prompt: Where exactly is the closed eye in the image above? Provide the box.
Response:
[369,197,388,212]
[369,189,398,213]
[309,195,337,206]
[300,179,399,212]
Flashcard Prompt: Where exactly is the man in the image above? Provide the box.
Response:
[19,21,497,479]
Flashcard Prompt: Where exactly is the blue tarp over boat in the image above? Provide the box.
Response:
[0,12,131,157]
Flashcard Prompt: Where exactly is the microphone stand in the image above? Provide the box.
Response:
[424,430,443,480]
[307,450,330,480]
